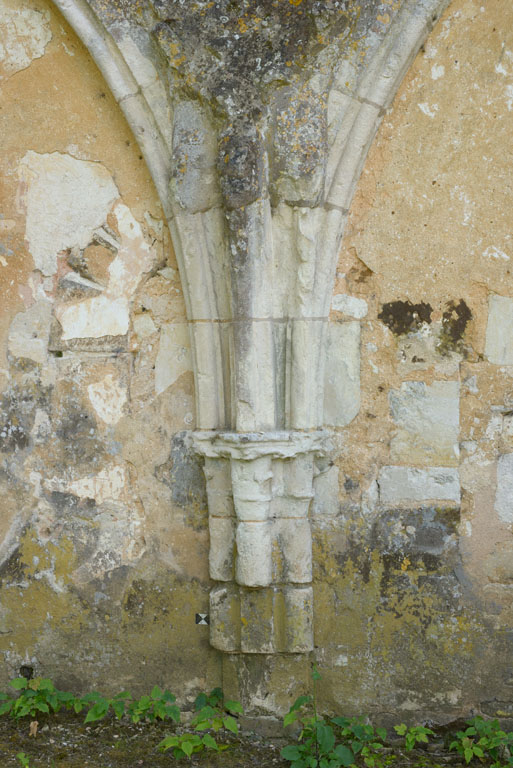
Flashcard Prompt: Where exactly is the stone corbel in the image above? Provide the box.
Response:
[193,431,329,653]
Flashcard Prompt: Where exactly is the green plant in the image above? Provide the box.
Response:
[281,666,356,768]
[449,717,513,766]
[394,724,434,752]
[16,754,30,768]
[158,688,243,759]
[0,678,75,719]
[331,716,388,768]
[157,731,225,759]
[76,685,180,725]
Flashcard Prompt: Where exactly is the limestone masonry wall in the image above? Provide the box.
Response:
[1,0,513,725]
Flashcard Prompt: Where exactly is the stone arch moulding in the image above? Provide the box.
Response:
[51,0,450,655]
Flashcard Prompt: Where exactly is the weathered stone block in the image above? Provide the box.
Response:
[274,518,312,584]
[236,522,272,587]
[203,457,233,518]
[495,454,513,524]
[389,381,460,466]
[378,466,461,505]
[323,321,361,427]
[231,457,272,521]
[208,517,235,581]
[209,584,240,652]
[485,296,513,365]
[283,586,314,653]
[240,588,275,654]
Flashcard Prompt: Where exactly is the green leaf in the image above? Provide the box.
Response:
[292,696,311,712]
[225,699,243,714]
[165,704,180,723]
[113,691,131,700]
[334,745,355,766]
[473,747,484,757]
[84,700,109,723]
[163,690,176,703]
[112,700,125,719]
[317,724,335,754]
[0,701,12,716]
[182,739,194,757]
[73,700,83,714]
[193,719,211,731]
[312,664,321,681]
[285,711,299,727]
[223,715,239,734]
[36,702,49,714]
[10,679,28,691]
[194,693,207,711]
[151,685,163,700]
[376,728,387,742]
[464,748,474,763]
[158,735,178,751]
[282,745,303,761]
[202,733,219,751]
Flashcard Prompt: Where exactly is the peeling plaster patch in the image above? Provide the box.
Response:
[331,293,368,319]
[45,465,127,505]
[56,296,129,339]
[18,152,118,276]
[418,102,439,118]
[55,202,155,339]
[8,299,53,364]
[431,64,445,80]
[495,454,513,524]
[0,5,51,78]
[87,374,127,425]
[155,324,192,395]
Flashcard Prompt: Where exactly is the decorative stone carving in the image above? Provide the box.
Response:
[51,0,451,653]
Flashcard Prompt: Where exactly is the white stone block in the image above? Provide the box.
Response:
[312,464,340,518]
[389,381,460,466]
[495,454,513,524]
[485,295,513,365]
[231,457,272,521]
[378,466,460,505]
[274,519,312,584]
[203,457,233,518]
[235,522,272,587]
[323,321,360,427]
[209,517,235,581]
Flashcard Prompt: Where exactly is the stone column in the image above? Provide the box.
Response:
[194,431,327,653]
